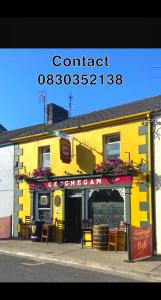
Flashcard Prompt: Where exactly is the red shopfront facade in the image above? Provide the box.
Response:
[29,174,132,243]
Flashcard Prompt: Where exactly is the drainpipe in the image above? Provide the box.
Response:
[150,112,157,253]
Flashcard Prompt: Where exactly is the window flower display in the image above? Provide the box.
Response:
[32,167,54,178]
[93,159,140,176]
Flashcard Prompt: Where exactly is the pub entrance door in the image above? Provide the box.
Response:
[65,191,82,243]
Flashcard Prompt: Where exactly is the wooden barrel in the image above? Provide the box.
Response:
[93,225,109,250]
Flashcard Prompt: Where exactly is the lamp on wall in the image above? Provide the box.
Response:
[64,171,73,175]
[125,152,131,161]
[142,120,148,126]
[77,169,83,174]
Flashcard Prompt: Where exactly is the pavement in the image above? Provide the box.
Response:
[1,239,161,281]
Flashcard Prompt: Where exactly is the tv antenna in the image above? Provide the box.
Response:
[68,93,74,118]
[39,91,47,123]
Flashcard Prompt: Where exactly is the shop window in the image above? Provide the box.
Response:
[104,134,120,160]
[88,189,124,227]
[39,146,50,168]
[37,193,51,222]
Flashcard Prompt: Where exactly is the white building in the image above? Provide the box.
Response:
[0,144,14,235]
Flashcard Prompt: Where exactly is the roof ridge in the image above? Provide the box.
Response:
[1,93,161,142]
[0,122,48,134]
[65,93,161,120]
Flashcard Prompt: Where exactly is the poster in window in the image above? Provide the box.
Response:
[38,194,50,208]
[40,196,48,206]
[60,138,71,164]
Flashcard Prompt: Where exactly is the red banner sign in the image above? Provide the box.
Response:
[0,215,12,239]
[129,225,153,261]
[29,176,132,190]
[60,138,71,164]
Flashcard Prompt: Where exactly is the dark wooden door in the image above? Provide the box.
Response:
[65,197,82,243]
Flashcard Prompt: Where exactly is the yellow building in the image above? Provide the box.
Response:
[8,96,160,242]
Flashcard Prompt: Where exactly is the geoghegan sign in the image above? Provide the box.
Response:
[29,176,132,190]
[129,225,153,261]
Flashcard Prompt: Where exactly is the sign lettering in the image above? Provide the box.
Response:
[128,225,153,261]
[0,215,12,239]
[29,176,132,190]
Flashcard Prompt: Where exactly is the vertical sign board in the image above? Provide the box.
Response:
[0,215,12,239]
[60,138,71,164]
[128,224,153,261]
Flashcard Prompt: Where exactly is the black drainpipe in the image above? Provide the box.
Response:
[150,112,157,253]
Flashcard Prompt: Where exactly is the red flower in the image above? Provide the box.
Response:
[32,167,54,177]
[93,159,138,175]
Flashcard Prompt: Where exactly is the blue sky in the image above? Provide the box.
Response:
[0,48,161,130]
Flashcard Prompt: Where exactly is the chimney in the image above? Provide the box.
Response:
[46,103,68,124]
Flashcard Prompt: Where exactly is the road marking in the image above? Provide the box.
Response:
[21,261,45,266]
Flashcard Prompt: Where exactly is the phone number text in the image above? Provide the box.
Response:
[37,74,123,85]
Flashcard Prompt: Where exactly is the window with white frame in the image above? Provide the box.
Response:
[87,188,125,226]
[39,146,50,168]
[37,193,51,222]
[104,134,120,160]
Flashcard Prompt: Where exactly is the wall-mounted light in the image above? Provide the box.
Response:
[125,152,131,161]
[64,171,73,175]
[142,120,148,126]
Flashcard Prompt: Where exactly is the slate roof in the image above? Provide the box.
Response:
[1,94,161,145]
